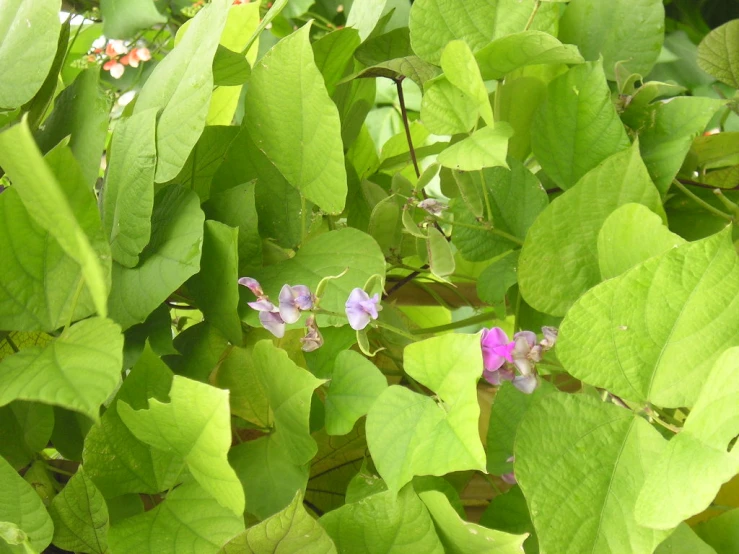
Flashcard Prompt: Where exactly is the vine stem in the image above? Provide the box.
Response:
[395,78,421,179]
[524,0,542,31]
[435,216,524,246]
[672,179,734,221]
[410,311,495,335]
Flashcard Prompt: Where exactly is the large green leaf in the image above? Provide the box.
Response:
[211,345,269,427]
[531,60,630,190]
[108,185,204,330]
[324,350,387,436]
[476,31,584,80]
[252,228,385,326]
[244,24,347,214]
[0,318,123,421]
[518,142,663,316]
[418,490,526,553]
[420,76,479,135]
[655,524,716,554]
[102,109,158,268]
[438,124,513,171]
[222,491,335,554]
[0,455,53,553]
[83,346,182,498]
[0,120,110,318]
[229,437,309,520]
[134,0,230,182]
[634,97,724,195]
[0,0,61,109]
[0,402,53,471]
[697,20,739,88]
[409,0,558,65]
[635,347,739,529]
[108,479,244,554]
[320,485,444,553]
[441,40,493,126]
[452,159,548,262]
[34,68,112,190]
[101,0,166,38]
[0,188,96,331]
[558,228,739,408]
[49,469,109,554]
[250,341,325,465]
[696,509,739,554]
[118,376,244,515]
[188,221,242,345]
[366,334,486,492]
[559,0,664,80]
[597,203,685,280]
[516,393,669,554]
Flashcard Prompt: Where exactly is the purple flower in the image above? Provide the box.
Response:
[238,277,264,297]
[345,288,382,331]
[417,198,446,216]
[300,316,323,352]
[259,311,285,338]
[501,455,517,484]
[248,298,277,312]
[481,328,515,372]
[279,284,314,324]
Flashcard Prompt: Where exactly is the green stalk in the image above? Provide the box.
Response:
[672,179,733,221]
[411,311,496,335]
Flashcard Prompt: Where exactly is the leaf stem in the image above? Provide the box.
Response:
[410,311,495,335]
[396,78,421,179]
[713,188,739,219]
[672,179,734,221]
[434,216,524,246]
[524,0,542,31]
[371,319,418,341]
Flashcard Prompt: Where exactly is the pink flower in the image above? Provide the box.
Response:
[481,327,515,372]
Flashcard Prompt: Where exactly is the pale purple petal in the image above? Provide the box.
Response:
[248,299,276,312]
[278,284,301,324]
[514,331,537,349]
[345,288,381,330]
[513,374,538,394]
[542,326,558,348]
[417,198,445,216]
[301,317,323,352]
[259,311,285,338]
[238,277,263,297]
[346,306,371,331]
[501,472,517,485]
[529,345,543,362]
[513,357,533,376]
[483,367,514,386]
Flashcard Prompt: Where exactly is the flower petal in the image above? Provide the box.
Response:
[259,311,285,338]
[248,299,276,312]
[512,375,538,394]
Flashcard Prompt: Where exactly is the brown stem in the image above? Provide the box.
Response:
[395,78,421,179]
[384,268,426,299]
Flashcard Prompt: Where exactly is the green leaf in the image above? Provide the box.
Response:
[477,250,519,307]
[0,402,54,471]
[559,0,664,80]
[166,322,229,382]
[496,71,549,161]
[479,486,536,547]
[101,0,166,38]
[409,0,558,65]
[212,345,269,427]
[34,68,112,190]
[102,108,158,268]
[188,221,242,345]
[347,55,440,90]
[355,27,412,67]
[118,376,244,515]
[83,346,182,498]
[0,455,53,553]
[635,347,739,529]
[634,97,724,195]
[558,228,739,407]
[250,341,325,465]
[419,76,478,135]
[245,24,347,214]
[203,182,261,275]
[0,119,110,319]
[476,31,584,80]
[426,226,456,279]
[516,393,669,554]
[441,40,493,126]
[253,228,385,327]
[108,479,244,554]
[134,0,230,182]
[438,124,513,171]
[313,28,361,96]
[49,469,109,554]
[108,185,204,330]
[0,0,61,109]
[50,407,92,462]
[655,523,717,554]
[696,509,739,554]
[452,159,548,262]
[518,142,663,316]
[486,380,555,475]
[368,195,401,256]
[222,491,335,554]
[366,334,486,492]
[697,20,739,87]
[0,318,123,421]
[324,350,388,436]
[418,489,526,553]
[229,437,309,520]
[0,189,96,331]
[597,203,685,280]
[532,60,631,190]
[320,485,444,553]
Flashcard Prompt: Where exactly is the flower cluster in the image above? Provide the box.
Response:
[81,39,151,80]
[238,277,320,351]
[480,326,558,394]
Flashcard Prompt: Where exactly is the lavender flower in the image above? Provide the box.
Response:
[238,277,264,297]
[239,277,286,337]
[279,284,314,324]
[300,316,323,352]
[345,288,382,331]
[417,198,446,216]
[481,327,515,383]
[259,311,286,338]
